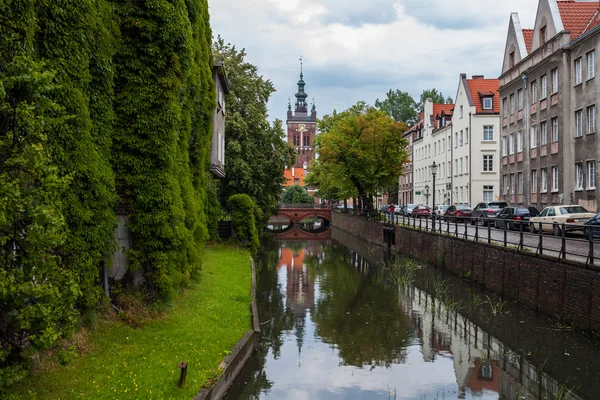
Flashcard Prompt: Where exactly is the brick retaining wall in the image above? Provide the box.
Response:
[332,212,600,335]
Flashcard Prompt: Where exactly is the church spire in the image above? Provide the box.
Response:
[295,56,308,114]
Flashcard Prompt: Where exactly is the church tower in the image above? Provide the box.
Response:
[286,58,317,173]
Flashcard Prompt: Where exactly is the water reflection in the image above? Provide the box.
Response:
[225,238,598,400]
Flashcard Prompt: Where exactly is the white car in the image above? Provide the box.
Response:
[434,204,450,217]
[529,205,596,235]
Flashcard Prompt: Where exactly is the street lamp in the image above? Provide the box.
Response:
[431,161,438,232]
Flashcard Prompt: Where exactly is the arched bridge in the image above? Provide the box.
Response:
[271,226,332,241]
[270,204,332,224]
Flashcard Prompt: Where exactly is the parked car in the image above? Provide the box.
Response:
[494,206,539,230]
[379,204,389,213]
[583,213,600,239]
[529,205,595,235]
[443,205,472,222]
[411,205,432,218]
[402,204,418,216]
[433,204,450,218]
[471,201,508,226]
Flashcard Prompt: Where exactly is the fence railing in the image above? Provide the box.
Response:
[279,203,332,209]
[347,209,599,267]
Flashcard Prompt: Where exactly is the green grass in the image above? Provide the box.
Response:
[12,244,252,399]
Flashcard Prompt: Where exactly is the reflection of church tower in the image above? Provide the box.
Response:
[283,58,317,186]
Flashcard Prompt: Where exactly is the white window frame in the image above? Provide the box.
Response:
[551,68,558,94]
[517,131,523,152]
[552,117,559,142]
[531,125,537,149]
[483,155,494,172]
[575,58,583,85]
[531,81,538,103]
[510,174,515,194]
[483,186,494,203]
[502,136,507,156]
[465,156,469,175]
[541,75,547,99]
[588,105,596,134]
[483,126,494,141]
[576,110,583,137]
[588,50,596,80]
[541,121,548,145]
[588,161,596,190]
[576,163,584,190]
[541,168,548,193]
[509,134,515,155]
[510,94,515,114]
[483,97,493,110]
[518,89,523,110]
[552,166,559,192]
[518,172,523,194]
[531,170,537,193]
[503,175,509,195]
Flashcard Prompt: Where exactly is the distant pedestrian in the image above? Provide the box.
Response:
[389,204,395,223]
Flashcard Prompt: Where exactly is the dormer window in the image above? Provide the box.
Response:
[483,97,493,110]
[509,51,515,68]
[540,26,547,45]
[441,116,446,127]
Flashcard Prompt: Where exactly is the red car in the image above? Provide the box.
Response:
[443,205,473,222]
[411,205,432,218]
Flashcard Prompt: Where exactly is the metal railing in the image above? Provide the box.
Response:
[279,203,332,209]
[369,211,600,267]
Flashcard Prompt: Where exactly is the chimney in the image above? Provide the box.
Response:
[472,75,485,79]
[460,73,467,80]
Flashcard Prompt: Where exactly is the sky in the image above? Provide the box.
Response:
[208,0,539,122]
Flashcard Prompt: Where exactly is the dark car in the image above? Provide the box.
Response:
[411,205,432,218]
[583,213,600,239]
[494,206,539,230]
[471,201,508,226]
[443,205,473,222]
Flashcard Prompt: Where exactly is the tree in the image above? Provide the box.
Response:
[417,88,448,111]
[308,103,408,211]
[282,185,313,204]
[374,89,418,125]
[445,96,454,104]
[213,37,296,229]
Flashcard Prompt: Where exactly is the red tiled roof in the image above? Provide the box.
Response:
[433,104,454,118]
[465,78,500,113]
[557,0,600,41]
[522,28,534,53]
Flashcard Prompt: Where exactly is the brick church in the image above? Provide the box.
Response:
[283,60,317,187]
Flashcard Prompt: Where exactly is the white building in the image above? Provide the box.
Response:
[452,74,501,206]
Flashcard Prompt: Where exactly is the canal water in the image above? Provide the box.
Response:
[224,231,600,400]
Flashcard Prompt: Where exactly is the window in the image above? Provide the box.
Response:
[447,161,451,178]
[575,58,582,85]
[460,130,463,146]
[541,168,547,192]
[465,128,469,144]
[588,161,596,189]
[517,131,523,152]
[483,97,493,110]
[455,132,458,148]
[460,105,464,118]
[541,75,547,98]
[455,159,458,176]
[588,50,596,80]
[531,125,537,148]
[510,174,515,194]
[540,26,547,44]
[460,158,464,174]
[483,155,494,172]
[293,135,300,146]
[304,135,310,146]
[503,175,509,195]
[518,172,523,194]
[443,138,446,152]
[518,89,523,110]
[510,51,515,68]
[576,163,584,190]
[510,94,515,114]
[541,121,547,145]
[588,105,596,134]
[294,178,299,184]
[509,134,515,155]
[502,136,507,156]
[465,156,469,174]
[531,81,538,103]
[552,166,559,191]
[503,98,508,115]
[483,186,494,203]
[552,117,559,142]
[551,68,558,93]
[576,110,583,137]
[531,170,538,193]
[483,125,494,141]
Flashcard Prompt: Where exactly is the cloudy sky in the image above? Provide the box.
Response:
[208,0,539,122]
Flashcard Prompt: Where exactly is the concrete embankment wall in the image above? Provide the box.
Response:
[332,212,600,335]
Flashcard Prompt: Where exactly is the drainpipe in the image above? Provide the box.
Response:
[450,123,454,204]
[469,112,472,206]
[522,73,530,205]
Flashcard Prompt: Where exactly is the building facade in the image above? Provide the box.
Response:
[284,66,317,187]
[399,115,420,206]
[210,62,230,178]
[499,0,600,211]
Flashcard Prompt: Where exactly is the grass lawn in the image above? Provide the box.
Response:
[12,244,252,399]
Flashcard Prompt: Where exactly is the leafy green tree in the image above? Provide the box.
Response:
[417,88,450,111]
[308,103,408,211]
[213,37,295,229]
[281,185,313,204]
[228,194,260,254]
[375,89,418,125]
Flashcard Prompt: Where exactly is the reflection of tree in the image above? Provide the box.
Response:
[306,243,411,368]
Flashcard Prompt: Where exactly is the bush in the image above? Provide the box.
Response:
[228,194,260,253]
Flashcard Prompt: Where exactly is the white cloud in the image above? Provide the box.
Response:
[208,0,539,121]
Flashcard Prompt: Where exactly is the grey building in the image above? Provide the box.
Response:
[499,0,600,211]
[211,62,230,178]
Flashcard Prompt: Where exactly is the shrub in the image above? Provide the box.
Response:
[228,194,260,253]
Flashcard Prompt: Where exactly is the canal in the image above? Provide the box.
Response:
[224,230,600,400]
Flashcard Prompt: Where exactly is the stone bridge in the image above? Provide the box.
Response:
[269,205,332,224]
[270,226,332,241]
